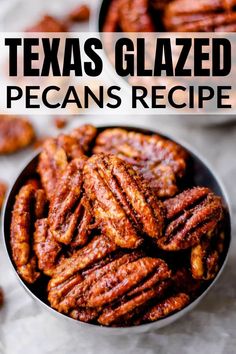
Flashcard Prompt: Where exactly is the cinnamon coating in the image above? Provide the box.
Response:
[10,181,46,283]
[157,187,224,251]
[0,116,35,154]
[84,154,164,248]
[93,128,188,198]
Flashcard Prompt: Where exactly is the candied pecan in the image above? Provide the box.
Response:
[102,0,121,31]
[33,218,61,276]
[38,125,96,199]
[0,116,35,154]
[0,180,7,211]
[118,0,155,32]
[172,268,202,298]
[93,128,188,198]
[84,154,164,248]
[87,257,170,308]
[53,117,68,129]
[98,280,170,326]
[48,157,92,246]
[69,308,99,323]
[68,5,90,22]
[48,235,117,290]
[71,124,97,154]
[157,187,224,251]
[56,252,143,313]
[25,15,67,32]
[143,293,189,322]
[163,0,236,32]
[10,182,46,283]
[191,231,225,280]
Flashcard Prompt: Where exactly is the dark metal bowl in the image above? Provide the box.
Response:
[2,124,231,335]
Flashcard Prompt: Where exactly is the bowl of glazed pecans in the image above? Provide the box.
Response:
[3,124,231,334]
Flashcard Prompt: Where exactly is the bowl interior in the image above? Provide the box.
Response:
[3,125,231,330]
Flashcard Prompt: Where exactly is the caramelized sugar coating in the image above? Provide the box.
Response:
[48,157,92,246]
[83,154,164,248]
[157,187,224,251]
[164,0,236,31]
[37,124,97,199]
[143,293,190,322]
[25,15,67,32]
[0,116,35,154]
[10,181,46,283]
[93,128,188,198]
[0,181,7,211]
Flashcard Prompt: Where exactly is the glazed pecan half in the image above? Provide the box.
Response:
[93,128,188,198]
[10,181,46,283]
[157,187,224,251]
[54,252,143,313]
[191,230,225,280]
[164,0,236,31]
[143,293,189,322]
[38,124,96,199]
[48,157,92,246]
[0,116,35,154]
[33,218,61,276]
[83,154,164,248]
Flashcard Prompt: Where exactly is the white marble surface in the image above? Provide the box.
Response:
[0,115,236,354]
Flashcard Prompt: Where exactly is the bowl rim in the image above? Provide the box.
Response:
[2,123,232,335]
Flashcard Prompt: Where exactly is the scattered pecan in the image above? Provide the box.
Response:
[93,128,188,198]
[163,0,236,31]
[0,180,7,211]
[84,154,164,248]
[25,15,67,32]
[53,117,68,130]
[68,5,90,22]
[157,187,224,251]
[10,181,46,283]
[143,293,190,322]
[0,116,35,154]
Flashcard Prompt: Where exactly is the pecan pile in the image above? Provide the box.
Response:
[102,0,236,32]
[9,125,227,327]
